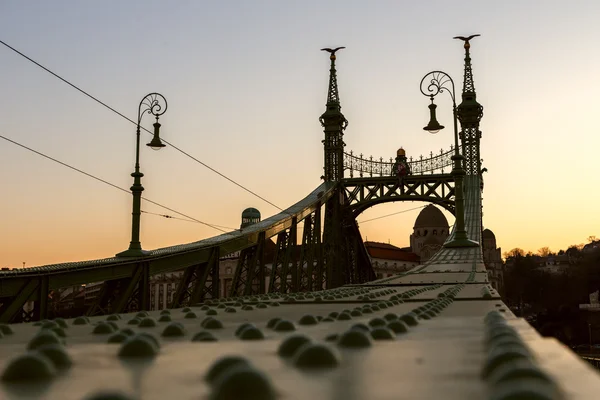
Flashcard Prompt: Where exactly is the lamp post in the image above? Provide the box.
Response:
[420,72,478,248]
[116,93,168,257]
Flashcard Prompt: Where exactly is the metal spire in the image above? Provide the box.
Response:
[454,35,484,176]
[453,34,480,96]
[321,47,345,104]
[319,46,347,183]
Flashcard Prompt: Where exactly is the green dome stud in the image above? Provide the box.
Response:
[127,318,141,326]
[51,327,67,338]
[73,317,88,325]
[108,333,129,344]
[192,331,218,342]
[298,315,318,325]
[350,323,370,333]
[293,343,340,369]
[41,321,59,330]
[235,323,256,337]
[266,317,282,329]
[82,390,135,400]
[118,336,158,359]
[277,334,312,358]
[273,320,296,332]
[53,318,68,328]
[35,344,72,369]
[368,318,387,328]
[161,323,187,338]
[239,327,265,340]
[1,352,57,382]
[337,330,372,349]
[387,320,409,334]
[158,315,172,323]
[135,333,160,350]
[400,313,419,327]
[160,309,171,315]
[184,312,197,319]
[0,323,14,334]
[383,313,398,322]
[336,313,352,321]
[138,318,157,328]
[209,366,276,400]
[205,355,252,385]
[206,309,218,316]
[370,327,395,340]
[204,319,224,330]
[107,314,121,321]
[28,331,63,350]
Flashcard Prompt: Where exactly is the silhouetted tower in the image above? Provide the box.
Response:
[319,47,347,182]
[240,208,261,229]
[455,35,484,176]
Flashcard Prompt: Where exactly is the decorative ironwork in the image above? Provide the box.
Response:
[420,71,457,103]
[342,175,456,217]
[343,146,458,177]
[139,93,168,123]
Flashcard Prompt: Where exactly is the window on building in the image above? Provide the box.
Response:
[433,230,437,235]
[424,230,428,236]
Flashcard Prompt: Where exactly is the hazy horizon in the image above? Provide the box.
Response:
[1,1,599,268]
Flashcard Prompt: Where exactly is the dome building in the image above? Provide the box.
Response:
[241,208,261,229]
[409,205,449,262]
[482,228,504,293]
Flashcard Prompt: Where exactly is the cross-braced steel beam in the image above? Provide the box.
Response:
[230,233,266,297]
[171,246,220,307]
[85,262,149,316]
[342,174,456,217]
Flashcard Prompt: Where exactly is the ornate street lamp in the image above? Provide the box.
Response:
[116,93,168,257]
[420,72,478,248]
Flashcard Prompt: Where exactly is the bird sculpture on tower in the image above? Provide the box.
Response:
[321,46,345,60]
[453,34,480,48]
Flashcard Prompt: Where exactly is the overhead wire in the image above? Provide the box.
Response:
[0,134,231,233]
[358,205,428,224]
[0,39,285,213]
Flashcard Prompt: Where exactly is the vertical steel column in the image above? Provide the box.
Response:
[268,231,289,293]
[281,218,297,293]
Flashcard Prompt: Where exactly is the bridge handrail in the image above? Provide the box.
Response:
[343,145,459,177]
[0,182,337,277]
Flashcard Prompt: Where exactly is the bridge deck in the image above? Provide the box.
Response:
[0,286,599,399]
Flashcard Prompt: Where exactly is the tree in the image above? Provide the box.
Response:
[504,248,525,260]
[588,236,597,243]
[538,247,552,257]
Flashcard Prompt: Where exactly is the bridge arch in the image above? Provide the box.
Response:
[341,174,456,218]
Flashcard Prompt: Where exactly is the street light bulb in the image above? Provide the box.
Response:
[428,129,440,134]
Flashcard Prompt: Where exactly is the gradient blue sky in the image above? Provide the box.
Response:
[1,1,599,267]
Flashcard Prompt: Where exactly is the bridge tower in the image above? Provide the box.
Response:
[319,47,375,288]
[455,36,484,176]
[320,47,347,182]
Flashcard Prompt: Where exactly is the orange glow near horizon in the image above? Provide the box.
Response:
[1,1,599,268]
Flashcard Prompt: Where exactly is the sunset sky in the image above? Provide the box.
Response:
[1,1,599,268]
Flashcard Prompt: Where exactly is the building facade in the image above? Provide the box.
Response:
[409,205,450,263]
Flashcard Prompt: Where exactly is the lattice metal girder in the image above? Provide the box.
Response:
[190,247,220,304]
[0,279,39,323]
[342,175,456,217]
[268,231,289,293]
[244,232,266,296]
[230,247,254,297]
[111,262,149,314]
[280,218,298,294]
[85,279,123,317]
[170,264,200,308]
